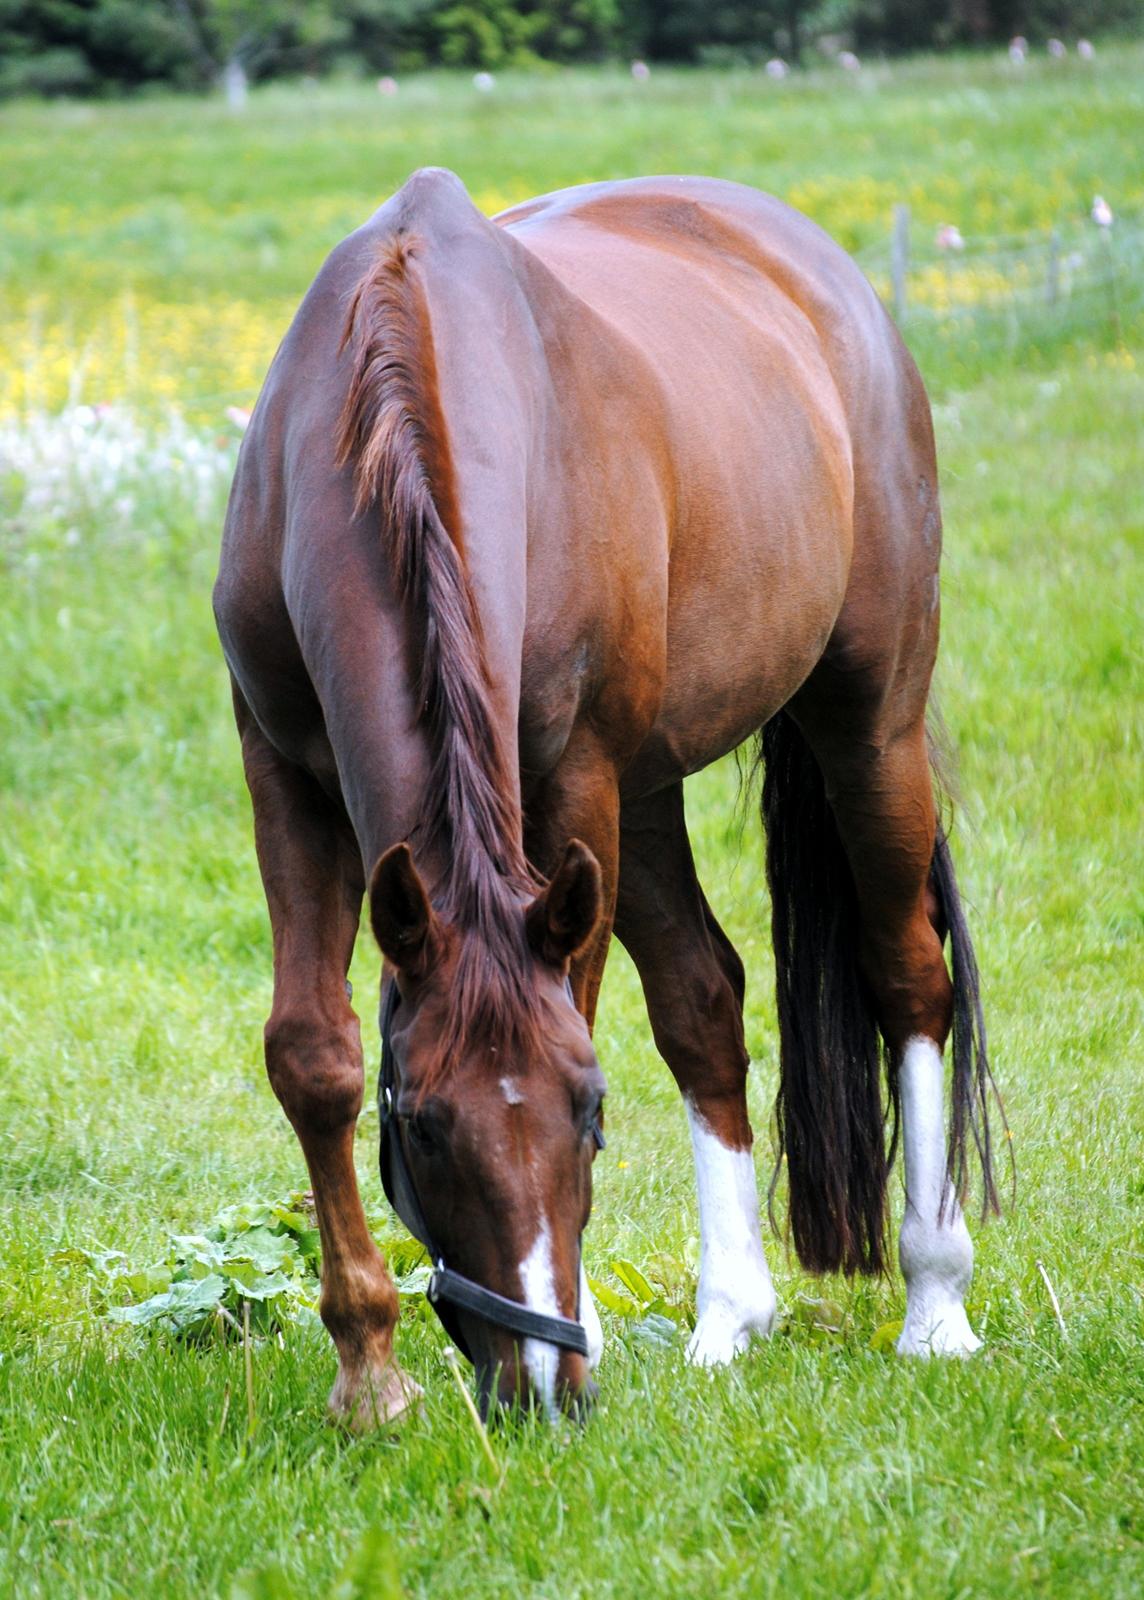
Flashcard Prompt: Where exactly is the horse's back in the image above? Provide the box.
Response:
[499,175,905,421]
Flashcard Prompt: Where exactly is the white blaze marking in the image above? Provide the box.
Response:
[500,1076,525,1106]
[518,1218,560,1416]
[897,1035,981,1356]
[685,1101,776,1366]
[579,1263,604,1370]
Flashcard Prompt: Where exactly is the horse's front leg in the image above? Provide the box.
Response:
[614,783,776,1366]
[236,687,419,1430]
[525,731,622,1371]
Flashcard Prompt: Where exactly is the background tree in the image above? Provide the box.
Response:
[0,0,1139,98]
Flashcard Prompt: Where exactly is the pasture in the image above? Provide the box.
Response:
[2,48,1143,1598]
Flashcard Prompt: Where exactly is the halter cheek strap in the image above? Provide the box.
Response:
[377,978,594,1361]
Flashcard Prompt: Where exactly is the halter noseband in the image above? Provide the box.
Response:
[377,977,602,1362]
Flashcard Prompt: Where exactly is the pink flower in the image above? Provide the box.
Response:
[377,76,398,96]
[1008,38,1026,64]
[630,59,650,81]
[1077,39,1094,61]
[936,224,965,251]
[226,406,251,431]
[1047,38,1066,58]
[1091,196,1113,228]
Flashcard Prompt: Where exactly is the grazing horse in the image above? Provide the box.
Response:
[214,168,1000,1428]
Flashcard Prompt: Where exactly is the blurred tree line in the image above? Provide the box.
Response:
[0,0,1137,96]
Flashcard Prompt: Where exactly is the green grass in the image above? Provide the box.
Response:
[2,50,1144,1600]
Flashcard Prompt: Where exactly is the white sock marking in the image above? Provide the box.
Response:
[518,1219,560,1415]
[897,1035,981,1356]
[579,1263,604,1370]
[685,1101,776,1366]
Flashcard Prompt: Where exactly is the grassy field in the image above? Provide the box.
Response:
[2,47,1142,417]
[2,47,1143,1600]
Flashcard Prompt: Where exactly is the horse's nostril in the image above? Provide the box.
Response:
[472,1362,499,1423]
[474,1362,534,1425]
[558,1370,598,1423]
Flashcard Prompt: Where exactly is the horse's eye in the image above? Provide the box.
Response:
[403,1115,438,1156]
[582,1095,605,1146]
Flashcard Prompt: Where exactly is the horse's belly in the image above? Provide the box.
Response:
[625,557,846,794]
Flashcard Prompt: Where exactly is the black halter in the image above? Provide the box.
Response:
[377,977,601,1362]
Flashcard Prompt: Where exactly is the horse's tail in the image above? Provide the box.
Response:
[927,735,1006,1222]
[760,710,890,1275]
[759,709,1003,1278]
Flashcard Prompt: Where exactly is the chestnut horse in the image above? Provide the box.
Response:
[214,168,999,1427]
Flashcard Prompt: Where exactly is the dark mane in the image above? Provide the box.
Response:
[336,234,542,1081]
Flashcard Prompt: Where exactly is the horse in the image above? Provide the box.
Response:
[213,167,1001,1428]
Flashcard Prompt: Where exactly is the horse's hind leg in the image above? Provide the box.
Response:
[234,684,419,1427]
[615,784,775,1366]
[782,687,982,1356]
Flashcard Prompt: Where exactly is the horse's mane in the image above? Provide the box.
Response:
[336,233,542,1083]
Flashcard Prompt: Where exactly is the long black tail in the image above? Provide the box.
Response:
[760,710,1003,1278]
[930,822,1005,1220]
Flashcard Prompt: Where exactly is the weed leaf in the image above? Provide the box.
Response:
[610,1259,657,1303]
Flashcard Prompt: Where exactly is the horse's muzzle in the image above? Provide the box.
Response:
[476,1352,597,1424]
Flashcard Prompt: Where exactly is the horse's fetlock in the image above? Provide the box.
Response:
[899,1201,973,1294]
[321,1268,399,1349]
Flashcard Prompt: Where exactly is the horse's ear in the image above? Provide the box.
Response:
[526,839,603,967]
[369,844,439,978]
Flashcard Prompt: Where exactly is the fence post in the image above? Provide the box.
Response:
[1046,228,1060,308]
[1100,227,1121,342]
[892,204,910,324]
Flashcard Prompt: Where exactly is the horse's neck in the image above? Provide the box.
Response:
[351,203,568,875]
[417,286,538,802]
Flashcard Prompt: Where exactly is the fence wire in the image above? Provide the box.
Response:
[856,209,1143,332]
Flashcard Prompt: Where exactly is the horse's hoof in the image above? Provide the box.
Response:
[328,1359,424,1432]
[897,1304,982,1357]
[686,1297,775,1368]
[687,1320,750,1367]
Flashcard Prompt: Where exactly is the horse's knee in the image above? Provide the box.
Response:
[264,1010,363,1134]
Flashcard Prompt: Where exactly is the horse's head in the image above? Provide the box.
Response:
[369,839,607,1420]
